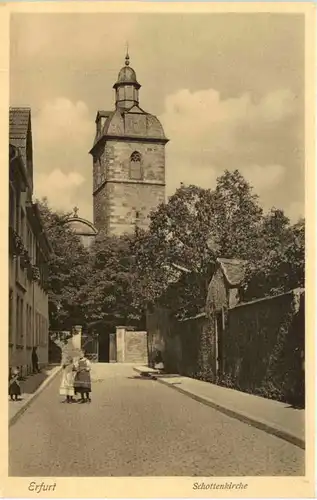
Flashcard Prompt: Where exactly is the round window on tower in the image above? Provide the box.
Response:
[130,151,143,180]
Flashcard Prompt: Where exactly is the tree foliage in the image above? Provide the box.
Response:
[37,198,90,330]
[133,170,266,317]
[39,168,305,329]
[80,233,143,329]
[243,213,305,300]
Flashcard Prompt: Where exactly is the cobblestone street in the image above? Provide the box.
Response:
[9,364,304,477]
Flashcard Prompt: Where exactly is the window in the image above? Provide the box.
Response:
[36,313,39,346]
[29,306,33,346]
[20,209,25,242]
[9,185,15,228]
[26,305,32,347]
[15,192,20,234]
[16,296,24,345]
[125,86,133,101]
[40,316,43,346]
[130,151,142,180]
[9,289,13,343]
[27,228,33,262]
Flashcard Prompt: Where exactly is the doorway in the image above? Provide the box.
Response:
[98,334,110,362]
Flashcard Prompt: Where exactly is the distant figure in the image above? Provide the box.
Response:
[9,367,21,401]
[32,347,40,373]
[74,351,92,403]
[154,350,164,371]
[60,356,76,403]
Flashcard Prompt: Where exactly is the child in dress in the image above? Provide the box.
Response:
[9,367,21,401]
[74,351,92,403]
[59,356,76,403]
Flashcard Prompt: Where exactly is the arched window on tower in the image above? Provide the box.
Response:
[130,151,142,180]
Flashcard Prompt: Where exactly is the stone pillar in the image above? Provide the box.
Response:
[116,326,126,363]
[73,325,82,352]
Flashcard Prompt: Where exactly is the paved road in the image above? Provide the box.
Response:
[9,364,304,477]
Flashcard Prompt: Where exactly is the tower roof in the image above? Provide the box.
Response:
[90,50,168,154]
[9,107,32,164]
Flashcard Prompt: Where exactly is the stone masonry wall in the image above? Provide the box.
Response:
[147,289,305,405]
[223,289,305,405]
[113,182,164,235]
[93,139,166,235]
[116,326,148,364]
[125,331,148,364]
[147,309,211,376]
[104,140,165,183]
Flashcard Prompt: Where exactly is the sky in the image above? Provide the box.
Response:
[10,12,305,223]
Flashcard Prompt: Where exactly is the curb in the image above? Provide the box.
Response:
[9,365,62,427]
[133,368,305,450]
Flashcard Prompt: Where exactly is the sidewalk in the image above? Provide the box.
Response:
[133,366,305,450]
[9,364,62,426]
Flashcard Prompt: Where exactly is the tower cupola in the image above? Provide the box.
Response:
[113,51,141,110]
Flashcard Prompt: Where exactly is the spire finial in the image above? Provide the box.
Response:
[73,206,79,218]
[125,42,130,66]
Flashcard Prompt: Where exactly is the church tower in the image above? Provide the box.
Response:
[90,52,168,236]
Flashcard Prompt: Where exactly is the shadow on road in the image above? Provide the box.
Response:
[21,371,50,396]
[285,403,305,410]
[127,376,156,381]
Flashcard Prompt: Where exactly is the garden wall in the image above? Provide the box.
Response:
[224,289,305,406]
[146,288,305,406]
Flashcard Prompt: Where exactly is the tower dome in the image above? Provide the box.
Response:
[116,66,138,85]
[113,51,141,110]
[64,207,98,249]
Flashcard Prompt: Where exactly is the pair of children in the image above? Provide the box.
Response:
[9,367,21,401]
[59,351,92,404]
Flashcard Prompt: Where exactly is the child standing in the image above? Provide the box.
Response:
[9,367,21,401]
[74,351,92,403]
[59,356,76,403]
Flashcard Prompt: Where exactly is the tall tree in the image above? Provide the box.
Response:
[243,213,305,300]
[37,198,90,330]
[211,170,263,260]
[133,170,264,317]
[81,233,143,329]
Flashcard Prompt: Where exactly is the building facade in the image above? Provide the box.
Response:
[205,258,247,317]
[90,52,168,236]
[9,107,51,375]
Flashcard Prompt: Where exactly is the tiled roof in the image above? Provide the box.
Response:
[9,108,31,165]
[217,257,247,287]
[93,110,115,146]
[96,110,112,120]
[9,107,30,143]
